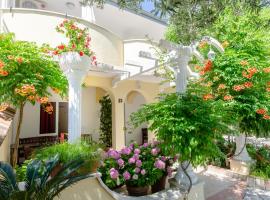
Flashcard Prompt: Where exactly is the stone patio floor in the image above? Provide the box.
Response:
[198,166,270,200]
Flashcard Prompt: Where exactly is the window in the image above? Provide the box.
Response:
[40,102,56,134]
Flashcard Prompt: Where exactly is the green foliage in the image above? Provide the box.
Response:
[15,159,33,182]
[0,155,89,200]
[211,141,270,179]
[131,92,227,166]
[0,33,68,108]
[196,8,270,137]
[165,1,269,44]
[99,95,112,147]
[249,145,270,179]
[33,141,101,165]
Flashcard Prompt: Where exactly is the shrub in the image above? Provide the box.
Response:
[98,141,177,189]
[32,141,102,173]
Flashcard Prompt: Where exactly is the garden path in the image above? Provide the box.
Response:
[198,166,270,200]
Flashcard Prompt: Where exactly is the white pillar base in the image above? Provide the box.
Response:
[230,134,253,175]
[174,161,199,188]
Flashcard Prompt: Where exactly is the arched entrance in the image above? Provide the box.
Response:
[124,90,147,145]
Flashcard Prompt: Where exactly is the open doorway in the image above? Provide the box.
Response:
[124,91,147,145]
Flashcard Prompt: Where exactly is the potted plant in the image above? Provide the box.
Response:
[151,155,176,193]
[98,141,176,196]
[54,19,96,68]
[31,141,102,176]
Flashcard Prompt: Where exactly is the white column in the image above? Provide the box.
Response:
[81,5,96,23]
[234,134,252,162]
[174,46,199,186]
[176,46,192,93]
[59,52,91,143]
[67,71,84,142]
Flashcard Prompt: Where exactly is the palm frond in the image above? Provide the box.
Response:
[0,162,18,200]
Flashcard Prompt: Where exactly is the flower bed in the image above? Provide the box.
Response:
[98,141,178,196]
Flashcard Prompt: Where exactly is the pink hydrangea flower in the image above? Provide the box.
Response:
[143,143,149,148]
[141,169,146,175]
[161,156,167,162]
[135,167,141,173]
[154,159,166,170]
[128,157,136,164]
[121,147,132,155]
[134,148,141,154]
[136,160,142,167]
[151,148,160,156]
[129,143,135,149]
[117,159,124,167]
[123,171,131,180]
[133,154,139,161]
[107,149,120,159]
[109,168,119,179]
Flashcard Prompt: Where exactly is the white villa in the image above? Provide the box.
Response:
[0,0,174,163]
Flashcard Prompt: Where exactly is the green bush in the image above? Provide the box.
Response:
[33,141,101,163]
[250,145,270,179]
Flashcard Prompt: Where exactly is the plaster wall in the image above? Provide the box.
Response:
[11,87,101,142]
[0,127,12,162]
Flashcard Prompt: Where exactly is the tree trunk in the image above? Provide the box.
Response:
[12,103,25,167]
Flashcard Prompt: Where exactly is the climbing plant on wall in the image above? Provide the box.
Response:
[99,95,112,147]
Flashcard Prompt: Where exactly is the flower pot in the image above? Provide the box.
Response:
[151,175,167,193]
[78,160,100,174]
[50,164,62,177]
[126,184,149,196]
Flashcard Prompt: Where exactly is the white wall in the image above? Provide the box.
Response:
[0,122,12,162]
[11,87,102,143]
[82,87,101,141]
[125,92,146,145]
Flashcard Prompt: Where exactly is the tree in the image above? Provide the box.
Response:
[130,91,227,192]
[0,33,68,167]
[195,8,270,136]
[99,95,112,147]
[81,0,269,44]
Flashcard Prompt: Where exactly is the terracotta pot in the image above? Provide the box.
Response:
[50,164,62,177]
[151,175,167,193]
[78,160,100,174]
[126,184,149,196]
